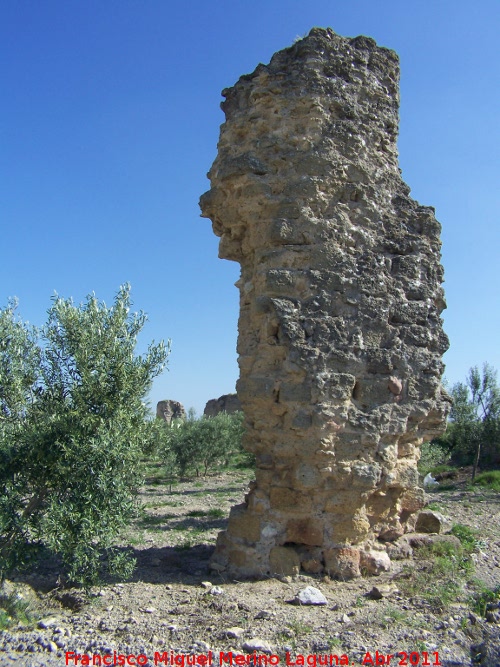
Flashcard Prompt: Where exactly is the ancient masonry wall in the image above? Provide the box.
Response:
[200,28,450,579]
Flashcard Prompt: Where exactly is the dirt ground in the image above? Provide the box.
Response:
[1,465,500,666]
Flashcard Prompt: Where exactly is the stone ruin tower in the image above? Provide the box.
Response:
[200,28,449,579]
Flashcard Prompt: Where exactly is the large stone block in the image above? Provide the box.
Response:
[360,550,392,575]
[269,487,313,512]
[285,518,323,546]
[227,505,261,542]
[269,546,300,577]
[324,547,361,580]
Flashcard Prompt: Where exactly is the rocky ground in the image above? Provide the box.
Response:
[1,465,499,667]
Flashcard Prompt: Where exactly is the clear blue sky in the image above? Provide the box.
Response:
[1,1,499,416]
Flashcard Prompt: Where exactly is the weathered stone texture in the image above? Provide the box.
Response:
[156,400,186,425]
[200,27,449,578]
[204,393,242,417]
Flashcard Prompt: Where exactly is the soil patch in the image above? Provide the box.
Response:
[2,466,500,666]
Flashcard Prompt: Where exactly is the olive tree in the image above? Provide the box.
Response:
[0,285,168,586]
[436,364,500,477]
[159,411,245,477]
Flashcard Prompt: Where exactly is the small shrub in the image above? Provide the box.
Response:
[158,411,246,477]
[385,606,407,623]
[450,524,480,552]
[470,583,500,617]
[431,464,457,475]
[286,619,312,635]
[425,502,442,511]
[0,590,37,630]
[473,470,500,491]
[399,537,474,609]
[418,441,451,476]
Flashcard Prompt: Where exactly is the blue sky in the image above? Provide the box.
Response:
[1,0,499,416]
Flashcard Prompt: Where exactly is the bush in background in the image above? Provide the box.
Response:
[157,411,246,477]
[429,364,500,478]
[418,440,452,477]
[473,470,500,492]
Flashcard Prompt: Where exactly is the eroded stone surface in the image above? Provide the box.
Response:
[156,400,186,424]
[415,509,452,534]
[200,27,449,578]
[204,393,242,417]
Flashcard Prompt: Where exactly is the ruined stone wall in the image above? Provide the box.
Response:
[204,394,242,417]
[156,400,186,425]
[200,28,449,578]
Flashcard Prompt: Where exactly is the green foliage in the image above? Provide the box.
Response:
[0,589,37,630]
[432,364,500,473]
[418,441,451,476]
[157,411,246,477]
[0,285,169,587]
[399,537,475,610]
[450,524,480,552]
[286,619,312,636]
[470,583,500,617]
[425,502,442,511]
[430,464,456,475]
[141,419,180,490]
[473,470,500,491]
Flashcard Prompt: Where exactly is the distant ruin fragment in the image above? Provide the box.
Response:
[204,393,242,417]
[156,400,186,425]
[200,28,449,578]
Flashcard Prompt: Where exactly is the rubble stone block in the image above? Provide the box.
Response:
[324,547,361,580]
[360,550,392,575]
[227,505,262,542]
[415,510,452,534]
[285,518,323,546]
[269,546,300,577]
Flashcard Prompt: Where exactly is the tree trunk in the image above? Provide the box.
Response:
[472,440,481,482]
